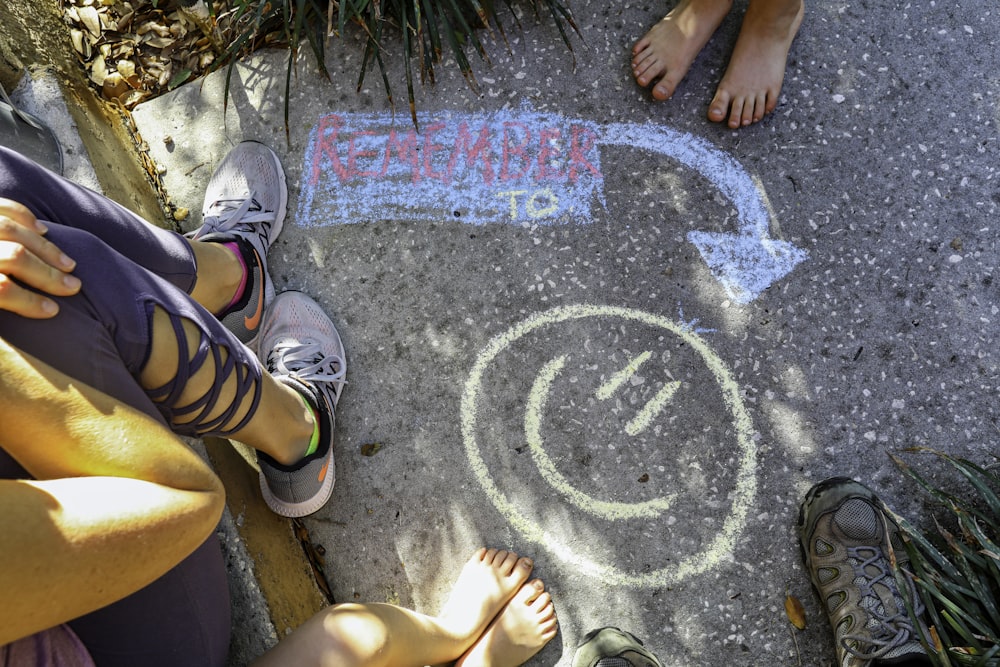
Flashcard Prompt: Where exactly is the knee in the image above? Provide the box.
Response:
[319,604,392,667]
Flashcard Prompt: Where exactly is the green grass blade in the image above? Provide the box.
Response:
[371,17,395,108]
[442,0,488,63]
[399,0,417,127]
[419,0,443,63]
[284,39,294,142]
[946,456,1000,520]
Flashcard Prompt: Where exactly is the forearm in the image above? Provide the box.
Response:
[0,475,223,645]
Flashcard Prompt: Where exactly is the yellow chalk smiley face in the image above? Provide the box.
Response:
[461,305,757,587]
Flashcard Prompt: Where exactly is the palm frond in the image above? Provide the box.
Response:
[214,0,578,134]
[893,449,1000,666]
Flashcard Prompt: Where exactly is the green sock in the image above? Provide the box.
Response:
[299,393,320,457]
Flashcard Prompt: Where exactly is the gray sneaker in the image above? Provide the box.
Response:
[798,477,930,667]
[188,140,287,349]
[256,291,346,518]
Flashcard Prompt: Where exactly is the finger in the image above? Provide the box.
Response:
[0,216,76,273]
[0,273,61,319]
[0,240,81,297]
[0,198,45,234]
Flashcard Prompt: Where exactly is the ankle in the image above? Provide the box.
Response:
[188,239,246,313]
[266,385,318,465]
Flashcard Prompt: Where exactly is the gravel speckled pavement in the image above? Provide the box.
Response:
[133,2,999,664]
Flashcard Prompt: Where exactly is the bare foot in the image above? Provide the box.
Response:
[708,0,804,128]
[455,580,558,667]
[631,0,733,101]
[438,548,535,640]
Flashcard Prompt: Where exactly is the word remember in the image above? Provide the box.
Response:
[298,109,605,226]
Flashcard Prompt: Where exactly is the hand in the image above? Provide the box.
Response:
[0,198,80,318]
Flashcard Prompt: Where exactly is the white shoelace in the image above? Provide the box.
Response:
[270,340,346,394]
[204,192,275,232]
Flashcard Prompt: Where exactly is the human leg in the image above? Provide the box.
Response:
[707,0,803,127]
[631,0,733,101]
[0,145,199,292]
[0,170,342,516]
[0,142,285,347]
[0,237,231,667]
[250,548,539,667]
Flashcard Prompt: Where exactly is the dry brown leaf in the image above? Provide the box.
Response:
[360,443,383,457]
[116,9,135,31]
[78,5,102,38]
[784,594,807,630]
[100,10,117,32]
[119,89,150,109]
[929,626,942,652]
[70,29,91,59]
[102,71,128,99]
[111,42,136,60]
[64,0,233,105]
[116,59,136,79]
[144,36,175,49]
[138,20,171,38]
[89,54,109,86]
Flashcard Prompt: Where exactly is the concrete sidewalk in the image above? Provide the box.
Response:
[126,0,999,664]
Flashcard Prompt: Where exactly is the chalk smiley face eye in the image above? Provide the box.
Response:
[462,305,758,588]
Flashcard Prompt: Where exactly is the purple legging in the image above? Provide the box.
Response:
[0,146,265,666]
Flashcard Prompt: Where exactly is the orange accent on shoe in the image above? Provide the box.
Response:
[318,459,330,482]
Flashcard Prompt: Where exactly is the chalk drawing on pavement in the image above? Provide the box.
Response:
[461,305,757,588]
[299,107,806,303]
[299,109,603,227]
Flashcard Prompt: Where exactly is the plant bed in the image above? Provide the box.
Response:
[61,0,578,130]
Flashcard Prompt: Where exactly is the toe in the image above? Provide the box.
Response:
[497,550,520,573]
[707,90,730,123]
[764,91,779,116]
[751,93,767,123]
[632,54,660,84]
[727,97,745,128]
[652,77,678,101]
[739,95,760,126]
[530,590,551,611]
[632,37,651,56]
[521,579,545,604]
[514,557,534,578]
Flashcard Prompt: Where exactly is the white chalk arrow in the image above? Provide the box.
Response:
[597,122,808,304]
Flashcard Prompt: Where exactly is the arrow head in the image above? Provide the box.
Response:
[687,231,808,304]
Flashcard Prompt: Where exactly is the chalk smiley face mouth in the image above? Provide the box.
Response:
[461,304,758,587]
[525,353,678,520]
